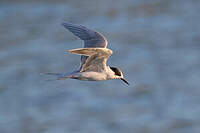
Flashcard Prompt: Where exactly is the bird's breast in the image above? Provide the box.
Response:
[80,71,107,81]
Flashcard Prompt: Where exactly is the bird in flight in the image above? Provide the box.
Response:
[45,22,129,85]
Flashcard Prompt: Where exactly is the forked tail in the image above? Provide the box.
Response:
[40,72,71,80]
[41,72,62,76]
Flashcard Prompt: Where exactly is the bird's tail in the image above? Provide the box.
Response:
[40,72,62,76]
[40,72,70,80]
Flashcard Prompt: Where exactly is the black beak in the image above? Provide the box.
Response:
[120,78,130,85]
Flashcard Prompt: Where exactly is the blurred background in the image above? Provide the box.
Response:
[0,0,200,133]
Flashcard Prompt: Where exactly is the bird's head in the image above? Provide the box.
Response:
[110,67,130,85]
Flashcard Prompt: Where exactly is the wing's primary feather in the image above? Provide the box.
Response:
[62,22,108,68]
[62,22,107,48]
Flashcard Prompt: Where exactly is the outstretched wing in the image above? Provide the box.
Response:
[62,22,108,67]
[68,48,113,72]
[62,22,107,48]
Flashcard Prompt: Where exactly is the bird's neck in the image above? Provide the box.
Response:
[106,66,116,79]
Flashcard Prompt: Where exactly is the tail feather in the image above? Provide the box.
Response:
[40,72,62,76]
[40,72,72,80]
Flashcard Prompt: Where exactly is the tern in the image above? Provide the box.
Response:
[45,22,129,85]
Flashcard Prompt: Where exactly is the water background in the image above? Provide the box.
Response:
[0,0,200,133]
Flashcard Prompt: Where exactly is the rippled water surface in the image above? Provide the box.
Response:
[0,0,200,133]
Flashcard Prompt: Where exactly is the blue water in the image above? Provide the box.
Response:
[0,1,200,133]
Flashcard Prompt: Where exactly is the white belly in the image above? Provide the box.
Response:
[79,71,107,81]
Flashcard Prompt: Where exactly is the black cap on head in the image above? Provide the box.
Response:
[110,67,129,85]
[110,67,122,76]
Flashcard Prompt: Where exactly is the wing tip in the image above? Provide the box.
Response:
[62,22,76,28]
[67,49,74,53]
[61,22,69,27]
[67,48,91,56]
[67,49,81,54]
[62,22,81,27]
